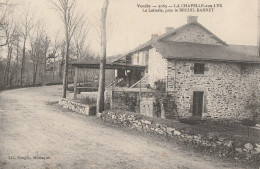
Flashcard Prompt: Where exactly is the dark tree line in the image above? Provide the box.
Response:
[0,0,99,89]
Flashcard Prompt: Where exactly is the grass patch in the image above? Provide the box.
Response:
[190,120,260,143]
[104,109,260,143]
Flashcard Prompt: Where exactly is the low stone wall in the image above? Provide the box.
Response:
[102,110,260,165]
[111,89,156,112]
[59,98,96,116]
[111,89,177,119]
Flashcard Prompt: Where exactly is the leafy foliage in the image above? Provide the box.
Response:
[154,93,177,119]
[154,79,166,92]
[245,92,260,123]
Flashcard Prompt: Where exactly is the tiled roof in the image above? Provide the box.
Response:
[113,21,259,63]
[113,21,227,62]
[153,41,260,63]
[112,39,154,63]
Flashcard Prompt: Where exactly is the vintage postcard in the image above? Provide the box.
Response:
[0,0,259,168]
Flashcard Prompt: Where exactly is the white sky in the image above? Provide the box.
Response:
[13,0,260,56]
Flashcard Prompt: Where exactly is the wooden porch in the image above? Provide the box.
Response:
[71,63,146,99]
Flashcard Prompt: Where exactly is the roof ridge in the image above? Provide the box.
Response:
[113,21,227,63]
[158,21,227,45]
[156,41,222,46]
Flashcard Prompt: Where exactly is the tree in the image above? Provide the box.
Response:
[29,20,45,86]
[96,0,109,115]
[0,0,13,47]
[2,5,18,87]
[19,3,35,86]
[58,40,66,82]
[49,0,84,98]
[14,35,20,85]
[72,22,89,62]
[49,31,61,82]
[42,35,50,85]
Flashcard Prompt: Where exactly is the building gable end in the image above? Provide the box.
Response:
[161,23,225,45]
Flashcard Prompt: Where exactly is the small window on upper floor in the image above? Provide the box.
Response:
[194,63,205,74]
[137,54,139,65]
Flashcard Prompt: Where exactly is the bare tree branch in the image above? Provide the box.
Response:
[18,2,36,86]
[49,0,86,98]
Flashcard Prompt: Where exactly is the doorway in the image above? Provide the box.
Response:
[192,91,204,117]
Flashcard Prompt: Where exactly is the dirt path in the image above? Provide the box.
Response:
[0,86,253,169]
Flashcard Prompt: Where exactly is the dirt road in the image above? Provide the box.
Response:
[0,86,252,169]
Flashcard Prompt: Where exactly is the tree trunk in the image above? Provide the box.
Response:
[97,0,109,115]
[43,53,47,85]
[32,63,37,86]
[3,52,9,87]
[21,38,26,86]
[59,57,64,82]
[6,46,12,86]
[32,67,36,86]
[43,40,48,85]
[53,57,55,82]
[32,52,38,86]
[62,37,69,98]
[16,43,19,85]
[3,45,12,87]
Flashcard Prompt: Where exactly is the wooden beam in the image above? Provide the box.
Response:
[71,63,146,70]
[74,67,79,99]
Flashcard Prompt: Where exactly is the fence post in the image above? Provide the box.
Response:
[74,66,79,99]
[139,78,142,113]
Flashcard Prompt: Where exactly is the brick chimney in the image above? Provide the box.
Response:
[187,15,198,23]
[165,27,174,33]
[151,34,158,41]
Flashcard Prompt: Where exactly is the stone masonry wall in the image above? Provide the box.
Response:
[129,23,222,89]
[167,60,260,119]
[102,110,260,164]
[59,98,96,116]
[111,90,157,113]
[163,24,222,45]
[148,48,168,87]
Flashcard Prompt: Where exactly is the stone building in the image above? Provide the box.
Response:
[112,16,260,120]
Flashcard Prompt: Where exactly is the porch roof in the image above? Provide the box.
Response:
[71,63,146,70]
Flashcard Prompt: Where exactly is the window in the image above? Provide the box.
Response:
[137,54,139,65]
[194,63,205,74]
[145,50,149,65]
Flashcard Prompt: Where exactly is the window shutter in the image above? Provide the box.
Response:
[204,67,209,71]
[190,66,194,70]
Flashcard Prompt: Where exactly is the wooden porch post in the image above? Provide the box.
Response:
[74,66,79,99]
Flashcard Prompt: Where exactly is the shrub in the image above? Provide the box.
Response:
[154,93,177,119]
[146,84,151,89]
[154,80,166,92]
